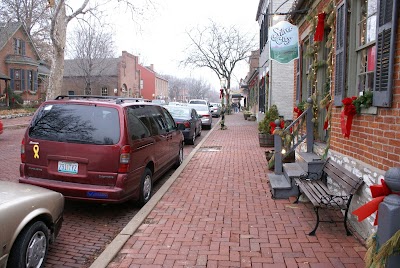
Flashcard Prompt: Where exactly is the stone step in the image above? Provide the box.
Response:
[268,174,299,199]
[296,152,324,173]
[283,162,306,178]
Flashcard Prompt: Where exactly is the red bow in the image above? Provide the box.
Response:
[270,120,284,134]
[352,179,394,225]
[220,89,224,99]
[340,96,357,138]
[294,107,303,118]
[314,13,326,42]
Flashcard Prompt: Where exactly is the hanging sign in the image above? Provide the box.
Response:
[269,21,299,64]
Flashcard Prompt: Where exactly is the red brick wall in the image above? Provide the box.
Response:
[137,64,155,100]
[296,0,400,171]
[118,51,140,97]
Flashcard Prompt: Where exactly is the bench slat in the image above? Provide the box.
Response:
[295,179,330,207]
[324,161,362,192]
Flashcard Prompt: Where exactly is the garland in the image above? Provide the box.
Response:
[365,230,400,267]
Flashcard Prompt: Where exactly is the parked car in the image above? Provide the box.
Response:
[151,99,166,105]
[0,119,3,135]
[0,181,64,268]
[189,99,210,107]
[209,102,221,118]
[165,105,201,145]
[188,104,213,129]
[19,95,184,206]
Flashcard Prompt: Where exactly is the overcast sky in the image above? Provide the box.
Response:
[111,0,260,90]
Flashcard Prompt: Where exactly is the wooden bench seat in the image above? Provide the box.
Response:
[294,158,364,236]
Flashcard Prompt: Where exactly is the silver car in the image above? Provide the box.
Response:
[0,181,64,268]
[189,104,213,129]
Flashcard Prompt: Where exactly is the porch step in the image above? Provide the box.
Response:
[283,162,306,178]
[296,152,324,173]
[269,174,299,199]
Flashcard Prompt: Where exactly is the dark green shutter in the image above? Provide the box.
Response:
[34,71,38,91]
[373,0,398,107]
[334,1,347,106]
[21,70,25,90]
[10,69,14,90]
[27,71,31,90]
[13,39,17,54]
[22,40,26,55]
[296,46,302,103]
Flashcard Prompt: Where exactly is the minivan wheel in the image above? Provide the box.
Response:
[8,221,49,268]
[174,145,184,168]
[139,168,152,206]
[189,133,196,145]
[197,125,202,136]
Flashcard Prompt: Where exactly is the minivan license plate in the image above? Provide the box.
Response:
[58,161,78,174]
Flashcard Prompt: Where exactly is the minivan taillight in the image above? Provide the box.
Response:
[21,138,26,163]
[183,121,191,128]
[118,145,131,173]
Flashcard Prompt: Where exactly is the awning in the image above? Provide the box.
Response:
[231,94,243,99]
[0,71,10,80]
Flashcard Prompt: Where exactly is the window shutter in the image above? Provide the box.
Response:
[373,0,398,107]
[34,71,38,91]
[13,38,17,54]
[10,69,14,90]
[334,1,347,106]
[27,71,31,90]
[296,48,302,103]
[264,13,268,44]
[21,70,25,90]
[22,40,26,55]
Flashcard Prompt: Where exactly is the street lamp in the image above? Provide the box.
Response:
[152,93,155,99]
[220,78,226,88]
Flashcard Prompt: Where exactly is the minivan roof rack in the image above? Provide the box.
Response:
[55,95,117,100]
[115,98,151,104]
[55,95,152,104]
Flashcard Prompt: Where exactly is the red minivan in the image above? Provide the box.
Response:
[19,96,184,205]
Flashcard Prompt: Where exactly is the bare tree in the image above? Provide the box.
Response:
[0,0,52,61]
[182,20,256,107]
[67,18,116,95]
[185,77,212,100]
[46,0,153,100]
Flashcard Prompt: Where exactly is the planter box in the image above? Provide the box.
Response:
[259,133,274,147]
[243,113,251,120]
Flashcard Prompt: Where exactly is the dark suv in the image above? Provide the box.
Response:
[19,96,184,205]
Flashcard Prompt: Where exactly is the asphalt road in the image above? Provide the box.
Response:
[0,124,210,267]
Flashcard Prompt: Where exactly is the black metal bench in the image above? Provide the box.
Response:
[294,158,364,236]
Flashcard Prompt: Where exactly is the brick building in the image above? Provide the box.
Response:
[287,0,399,239]
[255,0,295,120]
[0,22,49,106]
[137,64,155,100]
[63,51,140,97]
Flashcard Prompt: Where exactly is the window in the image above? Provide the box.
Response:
[14,69,21,91]
[14,39,25,55]
[101,87,108,96]
[356,0,377,93]
[127,108,150,140]
[68,91,75,95]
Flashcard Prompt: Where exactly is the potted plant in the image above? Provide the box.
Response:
[243,110,252,120]
[258,105,280,147]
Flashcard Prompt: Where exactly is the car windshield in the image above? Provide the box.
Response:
[165,107,190,119]
[29,104,120,145]
[190,100,206,105]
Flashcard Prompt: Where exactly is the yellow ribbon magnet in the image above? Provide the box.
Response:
[33,144,39,159]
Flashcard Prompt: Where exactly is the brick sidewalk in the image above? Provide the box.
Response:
[107,112,366,268]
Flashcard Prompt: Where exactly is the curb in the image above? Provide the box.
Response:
[89,119,220,268]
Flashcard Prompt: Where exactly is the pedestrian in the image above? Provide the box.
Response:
[220,104,227,130]
[238,102,241,112]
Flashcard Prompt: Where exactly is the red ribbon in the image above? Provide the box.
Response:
[314,13,326,42]
[352,179,395,225]
[294,107,303,118]
[270,120,284,134]
[341,97,357,138]
[219,88,223,99]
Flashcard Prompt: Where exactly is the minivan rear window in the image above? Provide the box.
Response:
[29,104,120,145]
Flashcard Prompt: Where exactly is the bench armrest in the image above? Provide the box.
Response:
[297,171,323,181]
